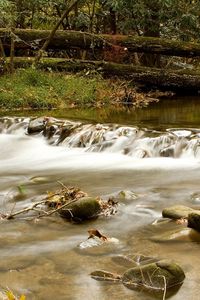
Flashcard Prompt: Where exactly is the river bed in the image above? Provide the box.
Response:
[0,99,200,300]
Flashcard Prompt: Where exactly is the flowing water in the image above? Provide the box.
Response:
[0,99,200,300]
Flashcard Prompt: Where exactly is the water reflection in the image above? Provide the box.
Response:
[0,96,200,128]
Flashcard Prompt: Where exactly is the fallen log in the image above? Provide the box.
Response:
[1,28,200,57]
[14,57,200,93]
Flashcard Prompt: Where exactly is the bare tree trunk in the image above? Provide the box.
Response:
[141,0,161,67]
[15,0,26,28]
[0,38,9,72]
[0,38,6,58]
[54,4,68,30]
[9,30,15,73]
[109,7,117,34]
[34,0,80,64]
[89,0,96,33]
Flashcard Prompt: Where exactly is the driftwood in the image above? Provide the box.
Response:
[14,57,200,92]
[1,28,200,57]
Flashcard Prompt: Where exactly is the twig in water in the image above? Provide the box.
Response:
[37,198,78,218]
[6,199,47,219]
[159,275,167,300]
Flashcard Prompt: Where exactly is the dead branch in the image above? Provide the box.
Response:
[6,199,47,219]
[35,0,81,64]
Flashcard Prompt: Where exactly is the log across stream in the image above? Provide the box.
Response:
[1,28,200,57]
[2,28,200,92]
[13,57,200,93]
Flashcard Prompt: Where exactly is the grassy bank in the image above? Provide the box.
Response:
[0,68,114,109]
[0,68,159,110]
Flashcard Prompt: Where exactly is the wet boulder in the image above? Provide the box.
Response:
[27,117,48,134]
[59,197,101,222]
[56,123,80,145]
[160,146,175,157]
[43,124,58,140]
[188,213,200,232]
[122,260,185,291]
[162,205,200,220]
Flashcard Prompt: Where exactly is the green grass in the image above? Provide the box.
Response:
[0,68,111,110]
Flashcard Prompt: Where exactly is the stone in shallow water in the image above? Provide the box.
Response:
[151,225,200,243]
[122,260,185,291]
[162,205,200,220]
[59,197,101,222]
[79,236,119,249]
[91,257,185,298]
[151,227,192,242]
[188,213,200,232]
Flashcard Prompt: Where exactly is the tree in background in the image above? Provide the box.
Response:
[1,0,200,41]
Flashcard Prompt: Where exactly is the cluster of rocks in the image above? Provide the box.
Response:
[27,117,200,158]
[89,203,200,297]
[162,204,200,232]
[29,117,200,298]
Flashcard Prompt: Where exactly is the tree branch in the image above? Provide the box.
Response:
[35,0,81,64]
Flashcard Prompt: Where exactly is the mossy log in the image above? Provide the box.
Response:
[14,57,200,93]
[1,28,200,57]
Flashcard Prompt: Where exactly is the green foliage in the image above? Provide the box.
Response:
[0,0,16,27]
[0,68,111,109]
[107,0,200,40]
[1,0,200,41]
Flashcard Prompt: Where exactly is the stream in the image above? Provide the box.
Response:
[0,98,200,300]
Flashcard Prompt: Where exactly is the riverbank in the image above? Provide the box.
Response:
[0,68,160,110]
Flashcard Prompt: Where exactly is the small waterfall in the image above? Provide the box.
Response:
[0,117,29,134]
[0,117,199,159]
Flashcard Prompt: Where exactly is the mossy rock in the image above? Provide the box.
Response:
[162,205,200,220]
[122,260,185,291]
[59,197,101,221]
[188,213,200,232]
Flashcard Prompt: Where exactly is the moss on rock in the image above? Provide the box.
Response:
[122,260,185,291]
[162,205,200,220]
[59,197,101,222]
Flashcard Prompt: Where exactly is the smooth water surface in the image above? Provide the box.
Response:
[0,99,199,300]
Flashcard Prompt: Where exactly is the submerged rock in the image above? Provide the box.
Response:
[59,197,101,222]
[151,227,193,243]
[188,213,200,232]
[91,257,185,297]
[122,260,185,291]
[162,205,200,220]
[111,254,159,268]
